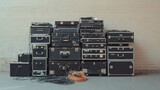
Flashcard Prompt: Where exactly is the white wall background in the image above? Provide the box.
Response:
[0,0,160,72]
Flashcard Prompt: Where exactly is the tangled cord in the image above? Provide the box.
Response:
[13,70,87,84]
[67,71,87,82]
[37,76,74,85]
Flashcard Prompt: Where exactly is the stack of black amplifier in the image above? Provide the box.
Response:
[30,23,53,76]
[10,22,53,77]
[48,21,81,76]
[106,30,134,76]
[80,17,107,76]
[10,54,32,77]
[10,17,134,77]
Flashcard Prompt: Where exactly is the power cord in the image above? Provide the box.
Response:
[67,71,87,82]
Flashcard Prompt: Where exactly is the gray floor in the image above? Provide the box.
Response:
[0,72,160,90]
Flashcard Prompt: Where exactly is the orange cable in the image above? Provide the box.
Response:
[67,71,87,82]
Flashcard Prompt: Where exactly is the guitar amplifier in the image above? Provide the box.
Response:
[108,46,133,52]
[54,28,79,33]
[81,33,105,38]
[10,62,31,77]
[54,21,79,33]
[80,17,104,29]
[30,22,53,35]
[80,17,94,23]
[80,29,104,33]
[108,52,133,60]
[107,30,134,43]
[107,30,134,37]
[81,61,107,76]
[31,22,52,26]
[51,33,80,47]
[81,38,106,43]
[82,49,106,54]
[82,48,106,60]
[108,44,130,46]
[82,54,106,60]
[80,17,103,23]
[49,47,81,61]
[32,59,47,76]
[55,21,79,28]
[82,43,106,48]
[32,45,48,58]
[30,34,50,44]
[80,23,104,29]
[107,37,134,43]
[49,61,80,76]
[18,53,31,62]
[108,61,134,76]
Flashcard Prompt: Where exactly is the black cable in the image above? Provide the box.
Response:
[32,76,74,85]
[13,65,74,85]
[13,66,25,80]
[14,66,21,76]
[34,69,74,85]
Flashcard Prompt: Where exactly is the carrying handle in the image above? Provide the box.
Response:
[36,37,44,41]
[60,51,70,58]
[36,52,44,55]
[61,34,70,42]
[61,53,69,58]
[118,47,124,50]
[59,65,69,71]
[36,28,43,32]
[118,38,125,40]
[117,54,124,57]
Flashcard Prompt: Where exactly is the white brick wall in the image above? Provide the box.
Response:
[0,0,160,72]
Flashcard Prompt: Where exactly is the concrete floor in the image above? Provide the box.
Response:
[0,72,160,90]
